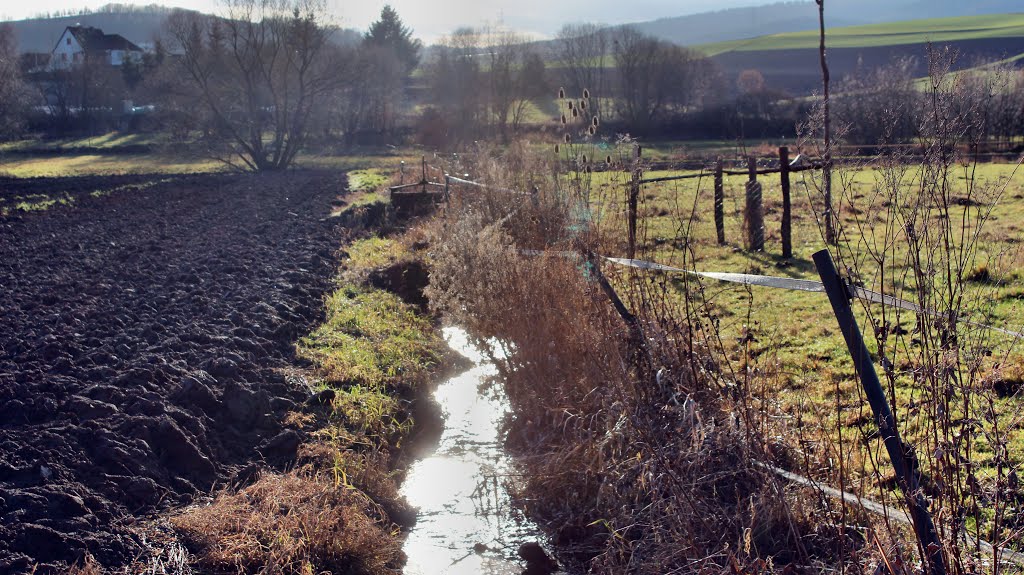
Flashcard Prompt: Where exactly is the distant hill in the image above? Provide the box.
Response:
[630,0,1024,47]
[702,13,1024,96]
[3,3,361,54]
[4,5,176,53]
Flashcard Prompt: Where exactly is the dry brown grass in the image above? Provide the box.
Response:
[424,143,854,573]
[65,554,102,575]
[172,471,403,575]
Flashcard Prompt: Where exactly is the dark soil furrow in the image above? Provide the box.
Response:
[0,171,347,573]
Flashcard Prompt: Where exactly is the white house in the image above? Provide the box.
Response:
[50,26,143,70]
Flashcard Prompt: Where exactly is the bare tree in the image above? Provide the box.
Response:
[37,50,127,135]
[322,43,373,143]
[137,42,210,140]
[612,27,707,133]
[0,25,32,139]
[165,0,340,171]
[834,57,919,145]
[426,28,486,145]
[556,23,608,118]
[484,30,547,141]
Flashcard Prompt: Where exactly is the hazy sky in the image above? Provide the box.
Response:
[0,0,769,40]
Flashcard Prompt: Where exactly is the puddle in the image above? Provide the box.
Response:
[402,327,551,574]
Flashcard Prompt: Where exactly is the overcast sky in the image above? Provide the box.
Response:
[0,0,770,40]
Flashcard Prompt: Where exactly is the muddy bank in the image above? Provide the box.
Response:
[0,171,348,573]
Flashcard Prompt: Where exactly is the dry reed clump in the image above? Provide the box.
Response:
[64,554,103,575]
[171,471,403,575]
[426,144,843,573]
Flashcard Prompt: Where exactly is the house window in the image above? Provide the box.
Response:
[61,53,67,61]
[66,37,71,46]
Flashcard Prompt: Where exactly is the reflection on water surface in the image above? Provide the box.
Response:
[402,327,547,575]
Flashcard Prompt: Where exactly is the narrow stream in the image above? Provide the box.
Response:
[401,327,551,574]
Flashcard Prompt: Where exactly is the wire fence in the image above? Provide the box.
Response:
[414,165,1024,568]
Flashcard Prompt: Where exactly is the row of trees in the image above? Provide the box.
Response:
[0,25,33,136]
[4,3,1024,170]
[832,55,1024,146]
[423,24,719,146]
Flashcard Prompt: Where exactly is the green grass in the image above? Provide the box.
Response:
[345,236,403,269]
[0,177,177,216]
[701,13,1024,54]
[297,236,440,390]
[584,158,1024,484]
[295,232,441,454]
[0,153,224,177]
[0,131,170,152]
[0,132,432,178]
[298,286,437,388]
[5,194,71,214]
[347,168,389,193]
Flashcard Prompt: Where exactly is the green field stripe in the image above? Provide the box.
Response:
[702,13,1024,53]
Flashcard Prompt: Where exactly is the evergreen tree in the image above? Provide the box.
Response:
[364,5,422,74]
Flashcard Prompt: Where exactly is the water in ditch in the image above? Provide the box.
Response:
[401,327,554,575]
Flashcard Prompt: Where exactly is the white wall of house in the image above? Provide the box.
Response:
[49,29,143,69]
[50,29,82,70]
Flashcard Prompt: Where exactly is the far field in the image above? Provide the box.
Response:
[702,13,1024,54]
[703,13,1024,96]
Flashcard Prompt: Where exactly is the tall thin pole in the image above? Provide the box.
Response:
[817,0,836,245]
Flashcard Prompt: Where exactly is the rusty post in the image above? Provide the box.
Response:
[714,157,725,245]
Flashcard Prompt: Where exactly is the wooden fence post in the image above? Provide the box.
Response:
[779,146,792,259]
[627,144,641,260]
[714,158,725,245]
[421,156,427,193]
[744,156,765,251]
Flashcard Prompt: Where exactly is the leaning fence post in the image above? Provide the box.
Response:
[714,157,725,245]
[443,174,450,202]
[812,249,946,575]
[779,146,792,259]
[744,156,765,251]
[627,144,641,260]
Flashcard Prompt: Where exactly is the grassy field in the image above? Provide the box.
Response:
[583,158,1024,497]
[0,132,429,178]
[701,13,1024,55]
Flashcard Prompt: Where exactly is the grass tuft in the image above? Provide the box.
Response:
[172,472,403,575]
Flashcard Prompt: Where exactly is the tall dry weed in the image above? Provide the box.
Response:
[426,141,843,573]
[798,46,1024,574]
